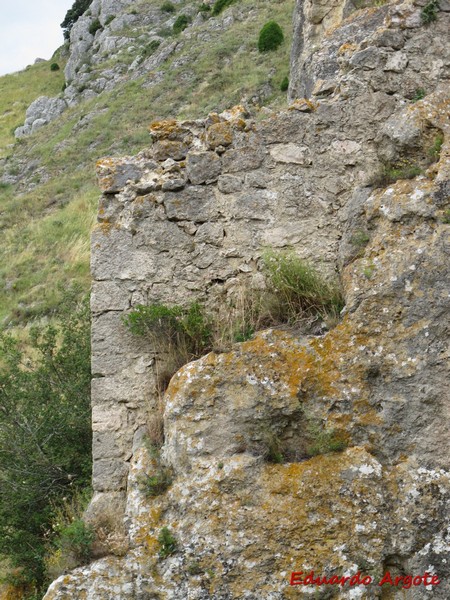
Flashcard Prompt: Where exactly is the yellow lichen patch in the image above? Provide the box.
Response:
[206,121,234,149]
[93,221,120,235]
[288,98,317,112]
[149,119,186,141]
[338,41,358,55]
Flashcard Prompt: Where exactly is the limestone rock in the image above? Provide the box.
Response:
[186,151,222,184]
[14,96,67,138]
[44,2,450,598]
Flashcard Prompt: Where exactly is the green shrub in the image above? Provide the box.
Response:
[123,301,212,387]
[280,76,289,91]
[157,26,174,37]
[421,0,439,24]
[306,420,347,457]
[61,0,94,39]
[258,20,284,53]
[412,88,426,102]
[187,560,203,575]
[199,3,211,13]
[123,301,212,357]
[142,40,161,59]
[173,14,191,34]
[262,250,344,323]
[212,0,236,16]
[372,162,422,187]
[50,63,60,72]
[158,527,177,558]
[88,18,102,35]
[0,293,91,590]
[140,469,173,497]
[138,447,173,497]
[161,1,176,13]
[350,230,370,247]
[54,519,94,565]
[104,15,115,25]
[428,133,444,161]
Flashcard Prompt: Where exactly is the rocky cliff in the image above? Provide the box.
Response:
[44,0,449,598]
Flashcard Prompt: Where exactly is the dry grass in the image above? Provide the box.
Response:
[0,0,294,327]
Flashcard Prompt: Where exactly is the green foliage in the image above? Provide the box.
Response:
[104,15,116,26]
[421,0,439,24]
[161,1,176,13]
[428,133,444,161]
[306,421,347,457]
[54,519,94,564]
[50,63,60,72]
[0,293,91,589]
[88,18,102,36]
[187,560,203,575]
[262,250,344,323]
[362,263,376,279]
[60,0,94,39]
[258,20,284,53]
[412,88,426,102]
[199,3,211,13]
[442,209,450,224]
[372,161,422,187]
[123,301,212,360]
[258,427,284,463]
[350,230,370,247]
[280,76,289,91]
[212,0,236,16]
[173,14,191,34]
[138,448,173,497]
[158,527,177,558]
[141,40,161,59]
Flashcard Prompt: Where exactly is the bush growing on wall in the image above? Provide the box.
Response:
[258,20,284,52]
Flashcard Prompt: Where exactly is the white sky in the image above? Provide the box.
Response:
[0,0,75,76]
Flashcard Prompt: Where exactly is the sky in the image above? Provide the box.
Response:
[0,0,75,76]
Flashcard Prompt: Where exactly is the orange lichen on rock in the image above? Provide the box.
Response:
[206,121,234,149]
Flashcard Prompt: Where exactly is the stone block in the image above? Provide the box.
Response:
[163,186,219,222]
[96,157,143,193]
[186,151,222,184]
[91,281,130,312]
[270,143,312,165]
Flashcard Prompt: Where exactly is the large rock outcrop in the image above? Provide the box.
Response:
[44,1,449,598]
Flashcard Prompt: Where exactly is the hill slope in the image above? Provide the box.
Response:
[0,0,294,326]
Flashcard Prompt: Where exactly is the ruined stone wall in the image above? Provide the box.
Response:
[45,1,450,598]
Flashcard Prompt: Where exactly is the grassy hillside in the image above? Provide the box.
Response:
[0,55,66,159]
[0,0,294,328]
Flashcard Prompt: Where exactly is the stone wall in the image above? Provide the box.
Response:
[45,1,450,597]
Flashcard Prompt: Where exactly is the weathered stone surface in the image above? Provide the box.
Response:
[14,96,67,138]
[186,151,222,184]
[44,2,450,598]
[152,140,189,161]
[270,143,312,165]
[207,121,234,149]
[163,186,219,222]
[217,174,243,193]
[96,157,144,193]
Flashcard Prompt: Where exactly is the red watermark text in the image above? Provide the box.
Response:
[290,570,441,589]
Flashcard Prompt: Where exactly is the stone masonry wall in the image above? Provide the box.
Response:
[42,2,450,598]
[91,0,450,509]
